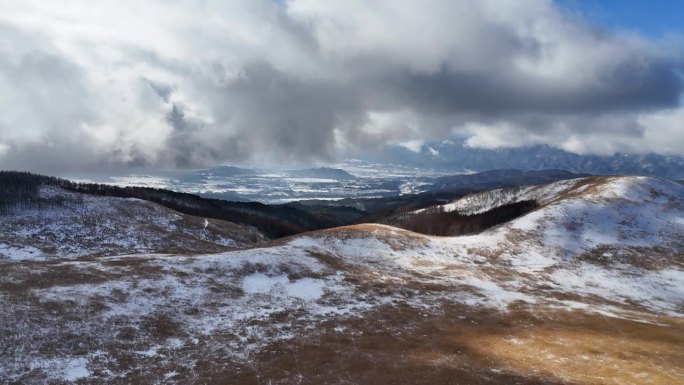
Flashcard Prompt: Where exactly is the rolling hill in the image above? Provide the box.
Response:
[0,185,265,259]
[0,175,682,384]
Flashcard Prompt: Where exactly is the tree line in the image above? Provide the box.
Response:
[380,199,538,236]
[0,171,349,239]
[0,172,83,214]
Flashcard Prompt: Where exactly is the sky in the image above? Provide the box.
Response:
[557,0,684,38]
[0,0,683,173]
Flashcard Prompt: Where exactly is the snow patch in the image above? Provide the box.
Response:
[62,358,90,382]
[241,273,326,301]
[0,243,44,261]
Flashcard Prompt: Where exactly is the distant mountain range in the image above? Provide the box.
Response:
[283,167,356,180]
[375,139,684,179]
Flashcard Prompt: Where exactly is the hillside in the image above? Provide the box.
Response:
[415,175,684,261]
[0,185,264,259]
[316,169,586,225]
[429,169,587,191]
[1,176,683,384]
[0,171,365,239]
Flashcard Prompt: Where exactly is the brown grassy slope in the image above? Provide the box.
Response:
[73,303,679,385]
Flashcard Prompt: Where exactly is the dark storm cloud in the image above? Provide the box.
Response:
[147,80,174,103]
[0,0,683,172]
[202,62,366,163]
[384,59,683,116]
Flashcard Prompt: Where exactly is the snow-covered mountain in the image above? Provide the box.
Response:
[1,176,682,384]
[377,139,684,179]
[0,186,264,260]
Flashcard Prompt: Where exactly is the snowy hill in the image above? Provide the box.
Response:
[1,176,683,384]
[432,176,684,262]
[0,186,264,260]
[288,177,684,316]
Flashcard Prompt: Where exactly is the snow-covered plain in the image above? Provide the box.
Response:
[103,160,450,203]
[1,176,683,383]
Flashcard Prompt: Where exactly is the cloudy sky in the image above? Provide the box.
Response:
[0,0,682,173]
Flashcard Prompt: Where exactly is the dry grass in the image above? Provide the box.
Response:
[207,303,684,385]
[576,245,684,270]
[2,250,682,385]
[463,310,684,385]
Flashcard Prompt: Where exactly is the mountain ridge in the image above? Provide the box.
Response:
[378,140,684,179]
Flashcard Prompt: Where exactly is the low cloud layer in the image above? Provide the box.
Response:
[0,0,682,172]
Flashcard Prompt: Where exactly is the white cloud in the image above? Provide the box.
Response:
[639,107,684,155]
[0,0,681,172]
[397,140,425,153]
